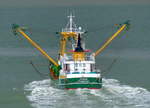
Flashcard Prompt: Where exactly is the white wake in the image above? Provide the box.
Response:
[24,79,150,108]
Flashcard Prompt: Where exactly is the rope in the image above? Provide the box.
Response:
[30,61,49,78]
[14,28,50,78]
[101,57,119,76]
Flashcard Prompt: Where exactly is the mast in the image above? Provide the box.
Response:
[59,13,85,56]
[68,13,75,32]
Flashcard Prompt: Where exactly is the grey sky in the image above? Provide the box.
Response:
[1,0,150,7]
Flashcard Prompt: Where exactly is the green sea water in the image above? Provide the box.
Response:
[0,5,150,108]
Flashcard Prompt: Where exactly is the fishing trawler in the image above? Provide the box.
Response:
[12,14,129,89]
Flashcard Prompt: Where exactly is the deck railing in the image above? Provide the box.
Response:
[63,55,95,61]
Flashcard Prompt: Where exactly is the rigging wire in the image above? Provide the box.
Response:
[30,61,49,78]
[14,27,51,78]
[101,57,119,76]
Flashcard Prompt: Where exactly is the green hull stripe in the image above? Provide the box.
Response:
[65,83,102,89]
[59,77,102,89]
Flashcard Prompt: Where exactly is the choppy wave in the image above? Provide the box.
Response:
[24,78,150,108]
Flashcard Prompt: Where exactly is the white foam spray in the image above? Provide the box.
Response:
[24,78,150,108]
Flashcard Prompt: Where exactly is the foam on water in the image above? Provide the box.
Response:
[24,79,150,108]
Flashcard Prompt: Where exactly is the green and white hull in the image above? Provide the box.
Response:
[51,14,103,90]
[58,73,102,89]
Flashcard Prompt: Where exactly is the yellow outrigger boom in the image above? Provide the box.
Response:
[12,24,59,67]
[94,21,130,57]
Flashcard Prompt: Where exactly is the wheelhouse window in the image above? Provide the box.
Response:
[64,64,70,71]
[90,64,95,72]
[83,63,86,67]
[75,63,78,67]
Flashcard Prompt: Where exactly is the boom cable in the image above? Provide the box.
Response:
[30,61,49,78]
[101,57,119,76]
